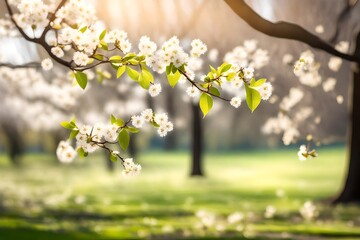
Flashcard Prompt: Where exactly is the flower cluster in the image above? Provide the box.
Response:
[262,88,307,145]
[0,66,83,131]
[145,36,202,73]
[122,158,142,177]
[293,50,322,87]
[297,144,318,161]
[56,140,77,164]
[132,109,174,137]
[224,40,269,69]
[14,0,50,29]
[57,109,173,176]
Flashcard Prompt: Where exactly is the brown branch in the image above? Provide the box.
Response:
[4,0,73,69]
[0,62,40,69]
[329,0,358,44]
[40,0,68,39]
[224,0,360,63]
[177,68,231,101]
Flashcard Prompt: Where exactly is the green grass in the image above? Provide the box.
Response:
[0,147,359,239]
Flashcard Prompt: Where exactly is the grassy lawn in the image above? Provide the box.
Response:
[0,147,359,239]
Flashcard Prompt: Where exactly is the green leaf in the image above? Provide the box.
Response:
[117,65,126,78]
[226,72,236,81]
[74,71,88,90]
[199,93,213,118]
[171,64,178,74]
[69,129,79,139]
[167,70,181,88]
[110,114,125,126]
[122,53,137,62]
[128,59,139,65]
[100,40,108,50]
[115,118,125,127]
[166,63,173,75]
[138,69,154,89]
[109,55,122,63]
[109,152,118,162]
[150,120,160,128]
[79,26,87,33]
[118,129,130,151]
[125,126,140,133]
[77,147,86,158]
[219,62,232,74]
[245,84,262,112]
[209,87,220,97]
[99,30,107,40]
[126,67,139,81]
[252,78,267,87]
[93,54,104,61]
[209,65,217,74]
[110,114,117,124]
[60,121,76,130]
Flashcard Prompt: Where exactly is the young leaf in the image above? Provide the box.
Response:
[209,65,217,74]
[125,126,140,133]
[109,55,122,63]
[109,152,118,162]
[99,30,107,40]
[219,62,232,74]
[100,40,108,50]
[60,121,76,130]
[77,147,86,158]
[118,129,130,151]
[79,26,87,33]
[138,69,154,89]
[74,71,88,90]
[167,70,181,88]
[166,64,173,75]
[126,67,139,81]
[93,54,104,61]
[117,65,126,78]
[209,87,220,97]
[252,78,267,87]
[226,72,236,81]
[199,93,213,118]
[110,114,117,124]
[245,84,262,112]
[69,129,79,139]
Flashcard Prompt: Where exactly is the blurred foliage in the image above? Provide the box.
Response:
[0,147,360,239]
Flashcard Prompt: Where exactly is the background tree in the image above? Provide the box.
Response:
[224,0,360,203]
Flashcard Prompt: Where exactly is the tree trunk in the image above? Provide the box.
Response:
[128,134,137,158]
[104,151,115,172]
[2,123,24,166]
[333,33,360,204]
[165,91,177,150]
[190,103,204,176]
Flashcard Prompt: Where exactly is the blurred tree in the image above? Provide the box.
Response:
[225,0,360,203]
[1,122,24,165]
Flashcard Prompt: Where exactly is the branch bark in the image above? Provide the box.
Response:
[0,62,40,69]
[224,0,360,62]
[4,0,73,69]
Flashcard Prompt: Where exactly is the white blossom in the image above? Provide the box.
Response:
[148,83,162,97]
[41,58,53,71]
[73,51,89,66]
[51,46,64,58]
[186,86,200,98]
[230,97,242,108]
[131,115,144,128]
[141,109,153,122]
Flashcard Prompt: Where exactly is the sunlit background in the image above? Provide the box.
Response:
[0,0,359,239]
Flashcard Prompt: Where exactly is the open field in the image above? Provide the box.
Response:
[0,147,359,239]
